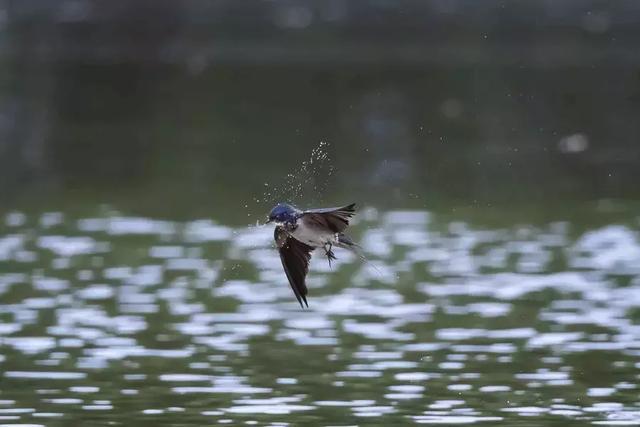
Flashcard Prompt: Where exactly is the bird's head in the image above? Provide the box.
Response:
[267,203,298,224]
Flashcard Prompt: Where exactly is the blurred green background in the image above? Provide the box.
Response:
[2,0,640,222]
[3,3,640,426]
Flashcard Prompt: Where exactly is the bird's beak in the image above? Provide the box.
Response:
[266,218,273,224]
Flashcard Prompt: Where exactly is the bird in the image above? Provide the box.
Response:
[267,202,359,308]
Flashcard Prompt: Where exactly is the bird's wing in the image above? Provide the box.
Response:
[275,226,314,308]
[302,203,357,233]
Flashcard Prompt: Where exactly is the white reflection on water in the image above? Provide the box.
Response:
[5,371,86,380]
[0,210,640,424]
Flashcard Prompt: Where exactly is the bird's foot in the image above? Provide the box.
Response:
[324,244,337,268]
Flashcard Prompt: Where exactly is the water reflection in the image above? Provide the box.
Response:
[0,208,639,425]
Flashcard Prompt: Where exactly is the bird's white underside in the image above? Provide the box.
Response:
[290,219,337,247]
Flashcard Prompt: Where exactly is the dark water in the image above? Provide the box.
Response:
[1,204,640,426]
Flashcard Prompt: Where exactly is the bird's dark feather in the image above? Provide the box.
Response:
[274,226,313,308]
[302,203,356,233]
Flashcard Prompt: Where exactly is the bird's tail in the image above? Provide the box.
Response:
[336,233,382,276]
[335,233,363,258]
[336,234,383,276]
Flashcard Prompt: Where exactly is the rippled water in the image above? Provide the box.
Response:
[1,208,640,426]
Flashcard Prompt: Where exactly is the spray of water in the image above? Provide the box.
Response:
[252,141,334,217]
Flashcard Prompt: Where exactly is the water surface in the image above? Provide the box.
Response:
[1,207,640,425]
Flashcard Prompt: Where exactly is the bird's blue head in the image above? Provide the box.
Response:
[267,203,298,224]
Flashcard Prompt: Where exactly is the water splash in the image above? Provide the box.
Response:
[257,141,334,210]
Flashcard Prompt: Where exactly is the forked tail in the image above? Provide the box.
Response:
[336,233,364,258]
[336,234,383,276]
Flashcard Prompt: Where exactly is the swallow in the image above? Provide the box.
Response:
[267,202,359,308]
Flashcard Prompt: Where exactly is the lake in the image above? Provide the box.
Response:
[1,203,639,426]
[3,3,640,423]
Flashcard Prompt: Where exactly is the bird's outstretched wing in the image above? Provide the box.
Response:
[275,226,314,308]
[302,203,356,233]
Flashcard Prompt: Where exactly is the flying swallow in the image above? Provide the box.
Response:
[267,203,359,307]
